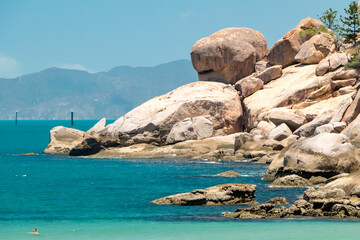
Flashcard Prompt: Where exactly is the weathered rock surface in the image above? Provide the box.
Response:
[101,82,243,146]
[243,64,325,130]
[255,60,271,73]
[271,174,311,187]
[268,123,292,141]
[256,65,283,84]
[341,90,360,125]
[91,133,240,160]
[234,76,263,98]
[44,126,88,154]
[316,52,350,76]
[191,28,267,84]
[166,116,213,144]
[152,183,256,206]
[314,123,336,135]
[295,33,335,64]
[87,118,106,136]
[267,17,325,67]
[266,109,306,131]
[264,133,359,181]
[217,170,242,177]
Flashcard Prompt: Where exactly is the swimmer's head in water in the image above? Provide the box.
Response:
[33,228,37,232]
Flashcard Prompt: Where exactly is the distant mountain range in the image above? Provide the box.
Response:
[0,60,198,120]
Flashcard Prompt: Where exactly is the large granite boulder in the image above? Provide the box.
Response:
[295,33,335,64]
[44,126,88,154]
[267,17,325,67]
[264,133,359,181]
[191,28,268,84]
[166,116,213,144]
[101,82,243,146]
[152,183,256,206]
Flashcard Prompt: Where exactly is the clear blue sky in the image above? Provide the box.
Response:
[0,0,354,78]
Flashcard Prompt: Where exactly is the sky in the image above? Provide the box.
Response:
[0,0,355,78]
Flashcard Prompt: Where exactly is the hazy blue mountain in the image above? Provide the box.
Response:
[0,60,197,120]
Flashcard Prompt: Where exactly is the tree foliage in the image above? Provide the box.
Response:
[318,8,340,36]
[340,1,360,42]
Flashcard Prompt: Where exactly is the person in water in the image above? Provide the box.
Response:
[27,228,39,235]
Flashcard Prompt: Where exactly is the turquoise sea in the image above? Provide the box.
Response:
[0,120,359,239]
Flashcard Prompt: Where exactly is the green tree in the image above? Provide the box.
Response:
[340,1,360,42]
[318,8,340,36]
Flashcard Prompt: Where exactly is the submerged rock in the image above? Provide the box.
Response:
[271,174,311,187]
[217,170,242,177]
[152,183,256,206]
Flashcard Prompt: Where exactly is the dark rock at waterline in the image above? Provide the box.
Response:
[265,197,289,205]
[151,183,256,206]
[69,138,103,156]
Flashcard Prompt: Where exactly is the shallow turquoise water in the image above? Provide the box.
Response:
[0,120,359,239]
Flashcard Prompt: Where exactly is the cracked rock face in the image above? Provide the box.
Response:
[191,27,267,84]
[151,183,256,206]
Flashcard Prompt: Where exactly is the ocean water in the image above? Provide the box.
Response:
[0,120,359,239]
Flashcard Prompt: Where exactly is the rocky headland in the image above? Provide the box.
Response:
[45,17,360,219]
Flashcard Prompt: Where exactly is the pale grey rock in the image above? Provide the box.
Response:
[294,112,333,137]
[269,123,292,141]
[266,109,306,131]
[314,123,336,135]
[87,118,106,136]
[166,116,213,144]
[330,97,353,123]
[265,133,358,181]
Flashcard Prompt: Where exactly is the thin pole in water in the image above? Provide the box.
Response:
[15,112,18,125]
[71,112,74,126]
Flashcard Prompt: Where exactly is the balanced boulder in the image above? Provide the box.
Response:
[191,28,267,84]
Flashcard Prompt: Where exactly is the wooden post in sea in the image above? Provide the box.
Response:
[71,112,74,126]
[15,111,18,125]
